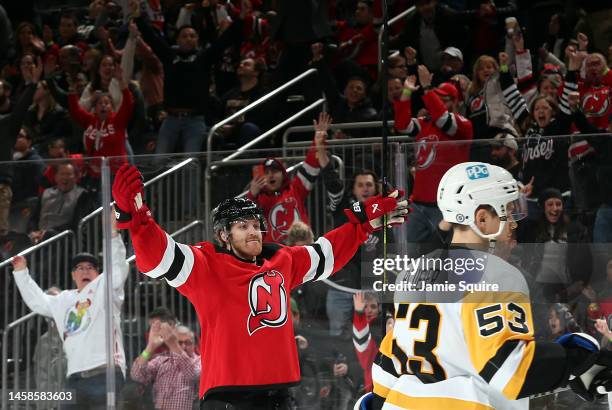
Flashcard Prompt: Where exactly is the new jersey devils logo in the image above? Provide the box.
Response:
[415,135,439,170]
[247,270,288,335]
[470,95,485,112]
[582,88,610,118]
[269,199,300,241]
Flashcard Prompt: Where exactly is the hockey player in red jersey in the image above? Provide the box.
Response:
[247,112,331,244]
[111,163,409,409]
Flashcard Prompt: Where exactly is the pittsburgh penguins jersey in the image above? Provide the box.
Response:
[372,248,569,410]
[129,216,367,399]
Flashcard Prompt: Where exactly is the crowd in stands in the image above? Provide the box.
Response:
[0,0,611,408]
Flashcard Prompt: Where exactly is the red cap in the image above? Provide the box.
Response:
[435,82,459,100]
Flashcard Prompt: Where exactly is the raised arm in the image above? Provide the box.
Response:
[131,1,173,64]
[11,256,56,318]
[393,75,421,136]
[285,191,409,288]
[498,52,529,125]
[111,164,206,297]
[291,113,330,201]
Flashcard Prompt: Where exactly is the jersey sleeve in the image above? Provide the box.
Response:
[393,99,421,136]
[371,331,400,400]
[292,144,320,201]
[353,311,379,391]
[130,217,207,298]
[422,91,473,139]
[460,292,536,400]
[284,222,368,289]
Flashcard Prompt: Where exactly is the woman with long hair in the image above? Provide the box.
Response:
[23,80,69,156]
[68,65,133,183]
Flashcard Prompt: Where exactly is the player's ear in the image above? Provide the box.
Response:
[474,208,489,230]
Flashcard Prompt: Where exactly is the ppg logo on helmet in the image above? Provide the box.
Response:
[466,165,489,180]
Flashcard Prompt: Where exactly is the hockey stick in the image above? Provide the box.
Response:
[379,0,391,335]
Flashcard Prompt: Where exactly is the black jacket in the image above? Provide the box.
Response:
[391,5,467,61]
[136,13,243,115]
[0,84,35,185]
[321,163,391,288]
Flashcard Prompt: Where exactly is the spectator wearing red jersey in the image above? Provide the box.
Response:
[352,292,393,393]
[67,65,133,179]
[247,112,331,244]
[335,0,378,79]
[394,66,473,250]
[563,51,612,131]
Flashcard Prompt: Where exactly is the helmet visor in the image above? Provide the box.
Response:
[506,195,528,222]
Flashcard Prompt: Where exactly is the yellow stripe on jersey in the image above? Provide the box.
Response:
[385,389,495,410]
[380,330,394,357]
[373,380,390,398]
[502,341,535,400]
[461,292,535,399]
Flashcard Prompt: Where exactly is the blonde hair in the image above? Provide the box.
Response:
[469,55,499,96]
[286,221,314,246]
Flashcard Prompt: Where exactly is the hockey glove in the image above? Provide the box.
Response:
[112,164,150,229]
[344,190,410,233]
[556,332,612,401]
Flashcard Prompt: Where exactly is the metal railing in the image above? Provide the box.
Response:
[76,157,201,255]
[214,98,326,167]
[281,121,397,157]
[205,68,321,168]
[378,6,416,73]
[2,312,38,410]
[1,230,75,338]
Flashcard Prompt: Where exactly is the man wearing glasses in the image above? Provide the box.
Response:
[131,321,200,410]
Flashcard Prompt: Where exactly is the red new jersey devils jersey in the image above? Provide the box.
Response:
[394,91,473,203]
[248,146,320,243]
[130,218,368,399]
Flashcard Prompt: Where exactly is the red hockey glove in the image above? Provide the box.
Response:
[344,190,410,232]
[112,164,149,229]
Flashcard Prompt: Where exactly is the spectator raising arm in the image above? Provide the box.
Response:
[11,256,57,317]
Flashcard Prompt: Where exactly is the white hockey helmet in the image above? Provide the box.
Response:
[437,162,526,239]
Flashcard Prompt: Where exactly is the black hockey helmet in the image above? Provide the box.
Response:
[211,197,266,233]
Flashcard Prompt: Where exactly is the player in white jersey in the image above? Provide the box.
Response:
[356,162,612,410]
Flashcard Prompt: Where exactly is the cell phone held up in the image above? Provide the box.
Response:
[252,165,265,179]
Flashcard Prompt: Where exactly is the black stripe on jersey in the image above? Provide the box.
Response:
[479,339,520,382]
[297,167,317,183]
[160,243,185,281]
[353,333,370,346]
[310,243,326,281]
[438,113,454,133]
[517,341,569,399]
[375,352,400,378]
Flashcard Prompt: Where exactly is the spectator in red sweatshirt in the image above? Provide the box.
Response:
[352,292,393,392]
[247,112,331,243]
[394,65,473,252]
[67,65,133,179]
